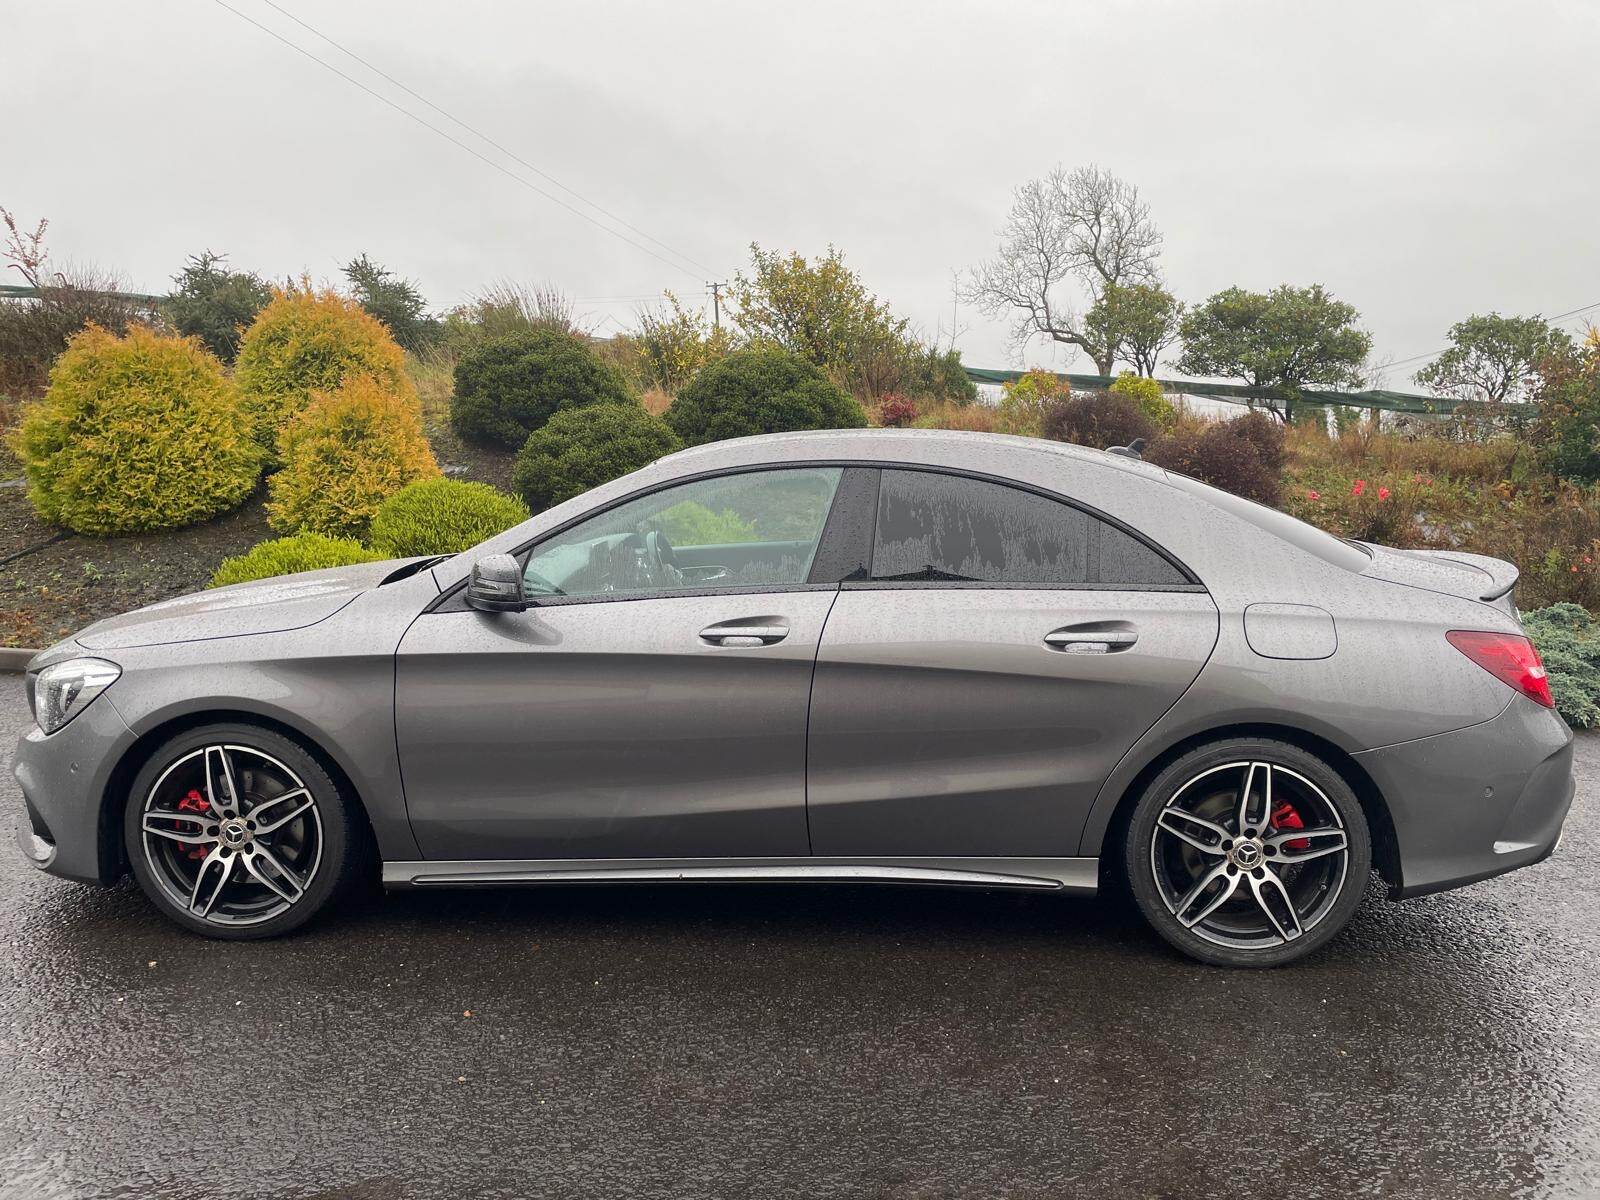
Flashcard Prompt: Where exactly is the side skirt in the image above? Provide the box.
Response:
[382,856,1098,894]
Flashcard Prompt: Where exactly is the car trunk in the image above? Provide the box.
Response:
[1357,544,1521,616]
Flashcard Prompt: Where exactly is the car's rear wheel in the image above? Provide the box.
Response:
[1124,738,1371,967]
[124,723,357,939]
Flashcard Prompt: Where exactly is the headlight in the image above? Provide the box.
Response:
[31,658,121,734]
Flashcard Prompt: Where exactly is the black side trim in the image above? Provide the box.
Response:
[807,467,880,584]
[842,580,1208,593]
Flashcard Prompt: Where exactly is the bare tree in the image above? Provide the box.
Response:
[963,165,1163,375]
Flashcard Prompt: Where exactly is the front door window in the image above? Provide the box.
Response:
[522,467,844,600]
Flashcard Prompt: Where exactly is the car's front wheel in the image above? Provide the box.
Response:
[1124,738,1371,967]
[124,723,357,939]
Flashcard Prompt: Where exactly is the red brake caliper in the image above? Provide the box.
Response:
[1270,801,1311,853]
[176,788,214,860]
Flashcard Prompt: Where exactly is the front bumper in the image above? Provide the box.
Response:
[11,689,137,885]
[1355,697,1575,899]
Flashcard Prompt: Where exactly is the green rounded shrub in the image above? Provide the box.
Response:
[452,328,634,448]
[267,374,440,540]
[234,283,414,455]
[210,532,383,588]
[514,403,682,511]
[1109,371,1177,430]
[666,348,866,446]
[369,478,531,557]
[14,324,262,535]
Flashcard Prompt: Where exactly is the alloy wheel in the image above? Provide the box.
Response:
[1148,760,1350,950]
[139,743,324,927]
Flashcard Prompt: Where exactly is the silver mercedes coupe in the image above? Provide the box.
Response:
[13,429,1574,966]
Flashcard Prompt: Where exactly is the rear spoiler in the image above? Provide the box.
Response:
[1430,550,1520,601]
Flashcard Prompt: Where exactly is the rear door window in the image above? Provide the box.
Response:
[870,469,1188,588]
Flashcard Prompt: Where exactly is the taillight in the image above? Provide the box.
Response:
[1446,630,1554,709]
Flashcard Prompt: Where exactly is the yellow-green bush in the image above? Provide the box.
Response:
[267,374,440,540]
[1109,371,1177,430]
[235,283,413,455]
[210,532,383,588]
[994,368,1067,436]
[369,478,531,557]
[12,324,261,535]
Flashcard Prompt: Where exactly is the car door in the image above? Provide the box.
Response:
[395,465,857,861]
[806,468,1220,857]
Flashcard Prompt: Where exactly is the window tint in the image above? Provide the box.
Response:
[1098,520,1188,586]
[871,470,1186,588]
[522,467,842,599]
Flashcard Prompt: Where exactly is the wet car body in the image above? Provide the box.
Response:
[13,429,1574,965]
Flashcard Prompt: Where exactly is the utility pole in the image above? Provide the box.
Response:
[708,281,725,331]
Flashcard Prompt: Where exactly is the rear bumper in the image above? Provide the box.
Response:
[1355,698,1575,899]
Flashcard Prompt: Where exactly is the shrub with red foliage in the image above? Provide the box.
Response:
[1145,412,1284,506]
[876,392,919,428]
[1040,390,1157,450]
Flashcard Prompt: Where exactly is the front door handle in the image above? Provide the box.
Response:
[700,622,789,647]
[1044,627,1138,653]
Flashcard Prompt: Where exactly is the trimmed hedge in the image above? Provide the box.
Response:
[514,404,682,511]
[369,478,531,557]
[210,532,384,588]
[14,324,261,535]
[234,284,413,455]
[665,348,865,446]
[267,374,439,540]
[451,328,634,448]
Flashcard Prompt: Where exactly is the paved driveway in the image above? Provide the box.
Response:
[2,672,1597,1199]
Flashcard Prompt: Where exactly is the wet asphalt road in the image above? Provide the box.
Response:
[2,674,1598,1200]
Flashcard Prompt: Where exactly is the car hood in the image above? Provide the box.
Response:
[74,558,417,651]
[1358,544,1520,608]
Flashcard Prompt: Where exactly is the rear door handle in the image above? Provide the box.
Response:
[1044,628,1138,653]
[700,622,789,647]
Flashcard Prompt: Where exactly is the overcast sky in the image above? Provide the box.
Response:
[3,0,1597,385]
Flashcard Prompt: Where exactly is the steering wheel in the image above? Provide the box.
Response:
[640,529,682,589]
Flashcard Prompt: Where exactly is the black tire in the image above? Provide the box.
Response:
[124,722,358,940]
[1123,738,1371,968]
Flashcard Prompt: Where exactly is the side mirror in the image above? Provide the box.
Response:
[465,553,528,613]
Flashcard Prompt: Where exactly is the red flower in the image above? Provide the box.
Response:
[1352,480,1366,496]
[1306,489,1320,500]
[1377,486,1391,501]
[1573,566,1581,574]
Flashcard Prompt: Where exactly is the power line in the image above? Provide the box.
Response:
[1388,299,1600,371]
[572,293,709,303]
[209,0,706,283]
[255,0,720,280]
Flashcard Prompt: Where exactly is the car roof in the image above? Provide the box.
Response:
[654,427,1171,483]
